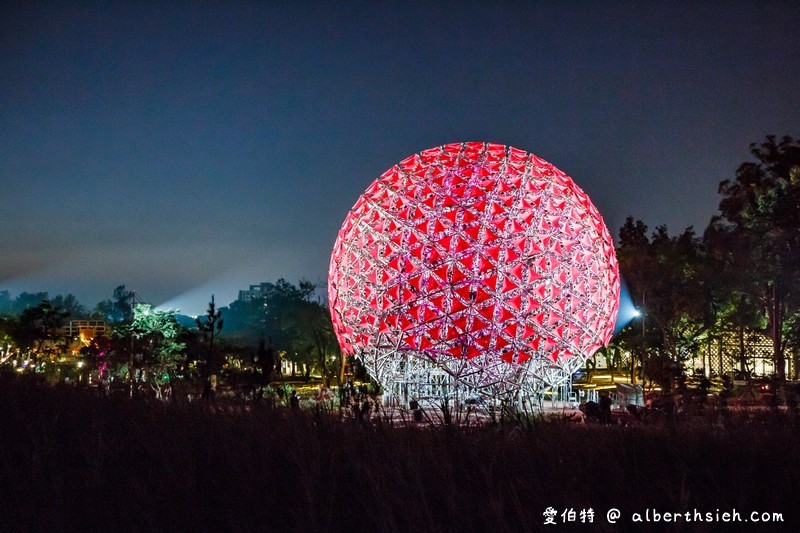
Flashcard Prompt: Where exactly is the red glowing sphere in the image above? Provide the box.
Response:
[328,142,619,388]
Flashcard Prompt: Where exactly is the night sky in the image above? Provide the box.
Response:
[2,2,799,315]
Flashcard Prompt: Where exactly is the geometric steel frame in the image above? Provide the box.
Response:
[329,142,619,404]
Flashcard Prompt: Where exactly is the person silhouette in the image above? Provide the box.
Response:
[599,392,612,424]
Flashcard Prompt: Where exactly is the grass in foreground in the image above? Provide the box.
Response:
[0,377,797,532]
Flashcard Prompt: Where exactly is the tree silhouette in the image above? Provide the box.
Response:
[708,135,800,381]
[93,285,135,324]
[616,218,710,386]
[197,295,223,400]
[253,335,275,399]
[13,300,69,362]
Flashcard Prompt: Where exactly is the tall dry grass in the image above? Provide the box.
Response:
[0,375,797,532]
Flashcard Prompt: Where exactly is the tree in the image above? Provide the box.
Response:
[196,295,223,400]
[199,280,341,384]
[0,315,16,364]
[615,217,711,385]
[704,221,765,379]
[93,285,135,324]
[132,304,185,400]
[218,298,264,335]
[11,292,50,315]
[296,298,341,384]
[50,294,88,320]
[252,335,276,399]
[113,304,185,400]
[12,300,70,363]
[707,135,800,381]
[80,334,111,381]
[0,291,11,315]
[255,279,341,381]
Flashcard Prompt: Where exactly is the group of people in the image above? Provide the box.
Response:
[287,382,378,423]
[579,392,614,424]
[288,384,334,410]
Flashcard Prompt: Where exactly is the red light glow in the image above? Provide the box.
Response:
[329,142,619,394]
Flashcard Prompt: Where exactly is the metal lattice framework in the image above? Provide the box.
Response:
[329,142,619,402]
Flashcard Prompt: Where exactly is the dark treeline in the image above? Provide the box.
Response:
[608,135,800,393]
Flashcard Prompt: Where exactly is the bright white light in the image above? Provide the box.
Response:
[613,278,639,333]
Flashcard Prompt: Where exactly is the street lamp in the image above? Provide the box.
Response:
[637,292,646,390]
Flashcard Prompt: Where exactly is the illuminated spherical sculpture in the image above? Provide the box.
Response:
[329,142,619,401]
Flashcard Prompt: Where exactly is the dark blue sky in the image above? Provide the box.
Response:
[2,2,798,315]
